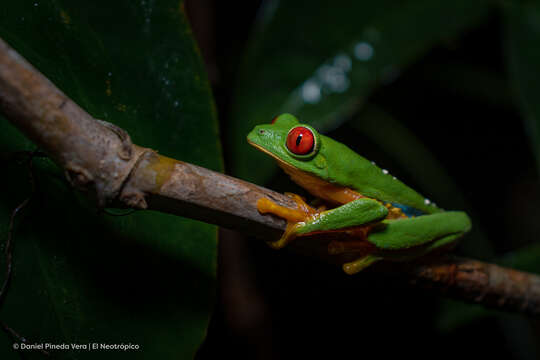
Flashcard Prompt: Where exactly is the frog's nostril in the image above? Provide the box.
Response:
[259,129,265,135]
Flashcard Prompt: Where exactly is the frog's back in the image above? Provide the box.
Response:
[320,135,440,214]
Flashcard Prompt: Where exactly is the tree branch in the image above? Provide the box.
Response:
[0,36,539,316]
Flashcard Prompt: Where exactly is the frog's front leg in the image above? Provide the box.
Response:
[257,193,319,249]
[258,195,389,249]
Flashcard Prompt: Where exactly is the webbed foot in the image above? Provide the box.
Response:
[342,255,382,275]
[257,193,319,249]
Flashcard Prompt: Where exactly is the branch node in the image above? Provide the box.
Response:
[96,119,133,160]
[64,165,94,189]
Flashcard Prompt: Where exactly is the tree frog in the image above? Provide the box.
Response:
[247,113,471,275]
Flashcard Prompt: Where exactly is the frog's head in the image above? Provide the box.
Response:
[247,114,328,176]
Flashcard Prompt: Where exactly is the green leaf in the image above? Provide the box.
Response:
[229,0,490,183]
[0,1,220,358]
[505,1,540,172]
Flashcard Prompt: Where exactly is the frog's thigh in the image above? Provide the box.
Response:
[366,211,471,250]
[341,225,465,275]
[297,198,389,235]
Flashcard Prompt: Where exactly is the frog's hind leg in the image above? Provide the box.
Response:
[338,231,463,276]
[343,211,471,275]
[339,212,471,275]
[366,211,471,251]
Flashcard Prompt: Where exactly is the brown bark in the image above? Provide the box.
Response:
[0,36,539,316]
[389,256,540,315]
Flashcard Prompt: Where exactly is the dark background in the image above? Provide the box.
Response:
[185,1,540,360]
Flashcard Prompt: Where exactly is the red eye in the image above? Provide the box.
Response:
[286,126,315,155]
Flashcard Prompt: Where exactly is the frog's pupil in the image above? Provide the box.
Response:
[296,134,303,147]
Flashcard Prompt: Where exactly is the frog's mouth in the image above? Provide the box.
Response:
[247,138,290,167]
[248,137,314,179]
[248,138,359,205]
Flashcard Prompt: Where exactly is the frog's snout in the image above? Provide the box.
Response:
[246,127,257,146]
[247,125,268,145]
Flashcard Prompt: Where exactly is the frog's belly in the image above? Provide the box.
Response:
[278,160,422,219]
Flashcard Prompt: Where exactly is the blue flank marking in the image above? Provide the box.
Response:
[390,202,425,218]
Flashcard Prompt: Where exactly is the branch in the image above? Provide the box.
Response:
[0,37,539,316]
